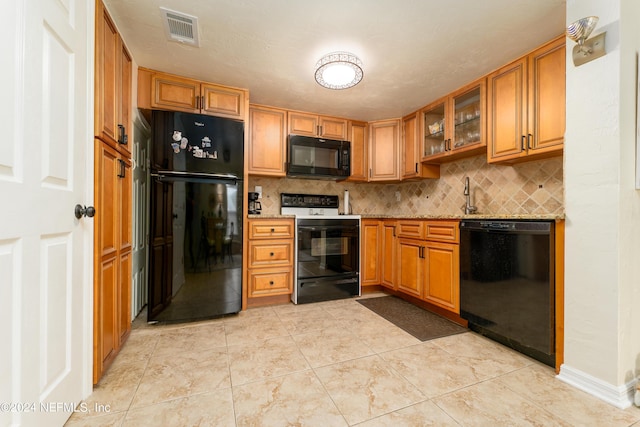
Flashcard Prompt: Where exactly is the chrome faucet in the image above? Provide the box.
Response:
[463,176,478,215]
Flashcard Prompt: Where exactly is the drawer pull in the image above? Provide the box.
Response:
[270,252,274,256]
[271,228,275,232]
[269,281,274,286]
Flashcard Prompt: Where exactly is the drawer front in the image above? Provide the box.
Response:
[249,220,294,239]
[425,221,459,243]
[249,268,292,297]
[396,220,425,239]
[248,240,292,267]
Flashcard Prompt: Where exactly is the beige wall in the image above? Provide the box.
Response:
[249,155,563,217]
[562,0,640,407]
[618,0,640,391]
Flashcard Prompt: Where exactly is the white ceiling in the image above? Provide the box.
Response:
[104,0,567,122]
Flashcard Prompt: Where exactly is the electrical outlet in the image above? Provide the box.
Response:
[395,191,401,202]
[255,186,262,198]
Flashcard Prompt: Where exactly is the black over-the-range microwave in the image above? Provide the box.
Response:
[286,134,350,180]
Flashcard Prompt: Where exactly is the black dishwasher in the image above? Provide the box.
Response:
[459,220,555,366]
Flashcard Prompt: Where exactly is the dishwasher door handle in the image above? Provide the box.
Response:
[482,222,514,231]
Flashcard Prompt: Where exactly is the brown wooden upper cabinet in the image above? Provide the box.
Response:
[402,112,420,180]
[421,78,486,164]
[369,119,400,181]
[487,35,565,164]
[248,104,287,177]
[95,0,131,156]
[288,111,348,140]
[402,112,440,180]
[347,120,368,182]
[138,68,246,120]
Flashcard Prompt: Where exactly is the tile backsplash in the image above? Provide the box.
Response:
[249,155,563,217]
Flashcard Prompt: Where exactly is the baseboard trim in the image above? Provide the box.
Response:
[557,364,636,409]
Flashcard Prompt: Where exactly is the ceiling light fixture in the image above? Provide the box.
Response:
[314,52,363,90]
[566,16,605,66]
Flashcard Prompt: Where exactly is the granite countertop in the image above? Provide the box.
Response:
[248,213,565,220]
[359,213,565,220]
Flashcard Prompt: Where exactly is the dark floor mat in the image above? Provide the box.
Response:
[357,296,468,341]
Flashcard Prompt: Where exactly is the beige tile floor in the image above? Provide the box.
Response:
[66,295,640,427]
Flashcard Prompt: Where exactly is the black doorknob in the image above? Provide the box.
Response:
[75,204,95,219]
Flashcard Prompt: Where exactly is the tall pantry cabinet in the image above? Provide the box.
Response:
[93,0,133,384]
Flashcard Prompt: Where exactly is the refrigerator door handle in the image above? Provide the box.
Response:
[152,171,241,183]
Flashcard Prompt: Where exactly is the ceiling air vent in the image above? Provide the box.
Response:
[160,7,200,47]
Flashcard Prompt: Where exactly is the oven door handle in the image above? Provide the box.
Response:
[297,225,359,232]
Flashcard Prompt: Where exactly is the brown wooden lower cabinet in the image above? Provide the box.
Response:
[94,140,131,383]
[396,220,460,313]
[381,220,397,290]
[360,219,381,288]
[397,237,424,298]
[248,268,292,297]
[361,219,460,314]
[247,219,294,304]
[423,240,459,313]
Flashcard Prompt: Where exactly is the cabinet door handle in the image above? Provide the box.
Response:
[527,133,533,150]
[521,135,526,150]
[415,163,418,173]
[117,124,127,145]
[117,159,126,178]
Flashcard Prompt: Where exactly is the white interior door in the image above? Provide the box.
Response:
[132,114,150,318]
[0,0,93,426]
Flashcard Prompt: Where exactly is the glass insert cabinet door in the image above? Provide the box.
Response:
[422,100,446,157]
[452,86,481,149]
[422,80,484,161]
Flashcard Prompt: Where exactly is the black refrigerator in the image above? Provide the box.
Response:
[148,111,244,323]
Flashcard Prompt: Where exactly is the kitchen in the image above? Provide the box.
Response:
[3,0,640,426]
